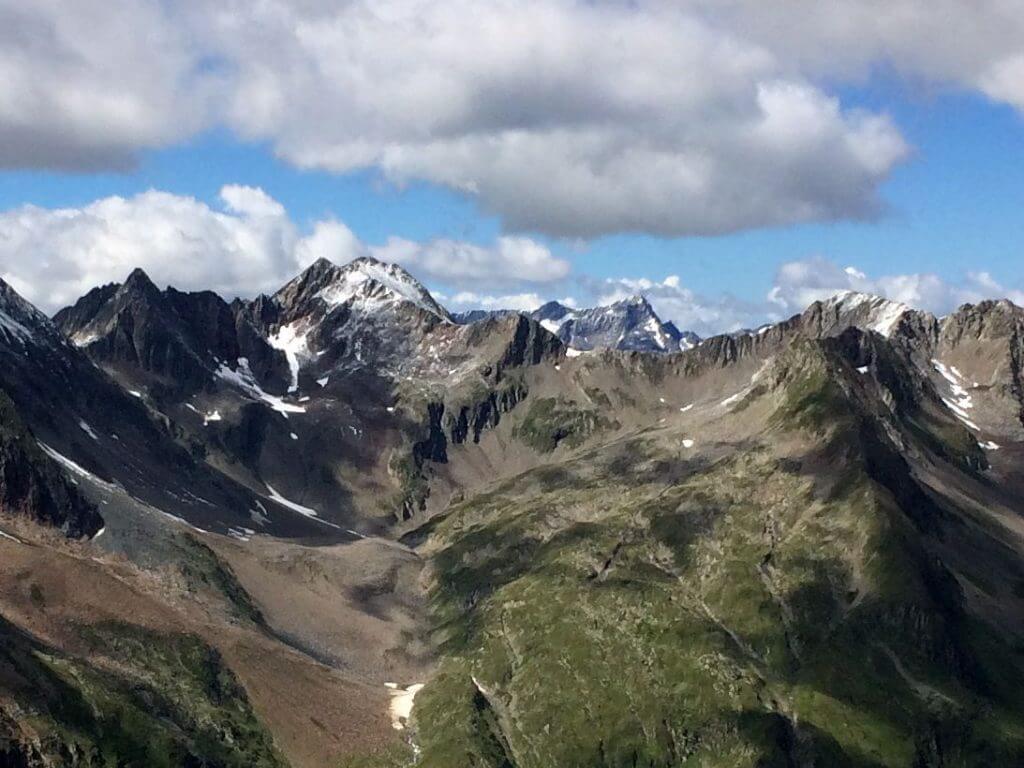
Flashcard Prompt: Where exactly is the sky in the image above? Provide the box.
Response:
[1,1,1023,337]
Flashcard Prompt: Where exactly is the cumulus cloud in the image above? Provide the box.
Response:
[195,1,910,237]
[0,0,210,170]
[443,292,548,313]
[11,1,1024,238]
[767,256,1024,317]
[370,235,570,287]
[0,186,564,312]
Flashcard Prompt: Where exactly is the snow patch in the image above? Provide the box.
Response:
[679,404,693,412]
[268,323,310,393]
[216,358,306,417]
[0,310,33,343]
[78,420,99,441]
[227,526,254,542]
[264,484,343,530]
[385,683,425,730]
[317,375,330,388]
[38,443,115,490]
[933,360,976,430]
[980,440,1000,450]
[721,391,745,407]
[250,500,270,526]
[681,438,695,448]
[0,528,23,544]
[565,347,584,358]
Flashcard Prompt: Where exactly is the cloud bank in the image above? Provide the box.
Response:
[2,184,1019,336]
[7,1,1024,237]
[0,186,566,312]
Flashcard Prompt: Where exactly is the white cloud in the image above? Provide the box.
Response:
[294,220,367,268]
[195,1,910,238]
[371,235,569,287]
[767,256,1024,317]
[7,2,1024,237]
[0,186,564,312]
[0,0,211,170]
[445,292,548,312]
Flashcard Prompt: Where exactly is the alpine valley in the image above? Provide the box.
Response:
[2,256,1024,768]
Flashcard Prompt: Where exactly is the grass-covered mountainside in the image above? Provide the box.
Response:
[394,334,1024,767]
[0,618,282,767]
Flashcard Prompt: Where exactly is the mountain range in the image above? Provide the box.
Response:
[2,256,1024,767]
[454,294,701,353]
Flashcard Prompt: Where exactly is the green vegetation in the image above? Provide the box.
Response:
[173,533,265,624]
[390,451,430,519]
[0,618,283,767]
[513,397,617,453]
[402,357,1024,767]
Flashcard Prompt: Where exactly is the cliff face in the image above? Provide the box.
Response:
[0,393,103,539]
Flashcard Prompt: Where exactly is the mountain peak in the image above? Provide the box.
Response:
[304,256,339,276]
[813,290,910,337]
[276,256,450,322]
[120,267,162,300]
[621,293,650,307]
[317,257,449,320]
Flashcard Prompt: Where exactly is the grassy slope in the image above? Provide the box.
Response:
[0,618,283,767]
[394,341,1024,767]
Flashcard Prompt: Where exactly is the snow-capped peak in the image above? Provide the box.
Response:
[531,294,700,353]
[278,257,450,321]
[819,291,910,337]
[319,258,450,319]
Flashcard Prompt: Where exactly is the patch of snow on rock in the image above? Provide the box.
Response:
[268,323,310,393]
[385,683,425,730]
[217,358,306,417]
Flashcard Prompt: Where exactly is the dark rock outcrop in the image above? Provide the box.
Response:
[0,392,102,538]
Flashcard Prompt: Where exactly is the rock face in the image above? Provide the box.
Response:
[2,277,325,539]
[53,269,284,398]
[0,392,102,538]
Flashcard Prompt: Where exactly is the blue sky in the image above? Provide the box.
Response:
[1,2,1023,335]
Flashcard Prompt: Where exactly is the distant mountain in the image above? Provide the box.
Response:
[456,294,701,353]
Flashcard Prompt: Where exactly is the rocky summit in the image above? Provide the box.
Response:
[2,258,1024,767]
